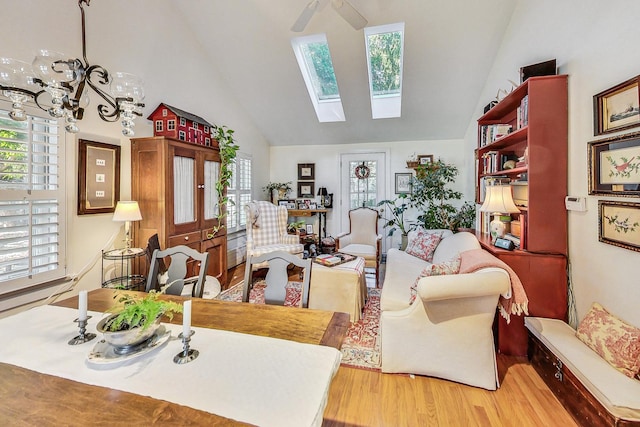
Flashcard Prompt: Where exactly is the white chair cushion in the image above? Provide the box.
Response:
[340,243,376,260]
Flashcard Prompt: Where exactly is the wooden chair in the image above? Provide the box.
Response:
[145,245,209,298]
[336,207,382,286]
[242,250,312,308]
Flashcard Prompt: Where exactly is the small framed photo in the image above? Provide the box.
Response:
[395,173,412,194]
[309,202,317,209]
[594,75,640,136]
[599,200,640,252]
[418,154,434,165]
[278,200,289,207]
[588,131,640,196]
[286,200,297,209]
[298,181,314,198]
[297,163,315,180]
[297,200,307,209]
[306,224,314,234]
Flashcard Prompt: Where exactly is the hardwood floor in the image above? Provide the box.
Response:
[226,262,578,427]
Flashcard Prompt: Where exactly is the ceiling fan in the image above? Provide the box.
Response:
[291,0,368,32]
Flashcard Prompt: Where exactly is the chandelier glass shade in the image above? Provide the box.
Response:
[0,0,145,135]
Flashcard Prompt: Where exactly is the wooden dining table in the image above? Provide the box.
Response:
[0,289,350,425]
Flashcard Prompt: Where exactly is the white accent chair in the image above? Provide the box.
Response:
[336,207,382,286]
[245,201,304,261]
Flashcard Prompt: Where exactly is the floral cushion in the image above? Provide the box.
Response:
[409,256,461,305]
[249,280,303,307]
[405,231,442,262]
[575,302,640,379]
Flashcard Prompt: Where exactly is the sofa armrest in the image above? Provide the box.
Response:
[417,270,510,302]
[281,234,299,245]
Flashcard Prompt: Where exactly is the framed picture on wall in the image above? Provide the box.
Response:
[297,163,315,180]
[588,131,640,196]
[78,139,121,215]
[395,173,412,194]
[418,154,434,165]
[594,75,640,136]
[598,200,640,252]
[297,181,315,198]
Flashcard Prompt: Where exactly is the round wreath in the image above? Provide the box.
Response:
[355,163,370,179]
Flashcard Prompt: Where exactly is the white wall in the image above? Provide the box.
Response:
[462,0,640,325]
[0,0,270,313]
[269,138,469,249]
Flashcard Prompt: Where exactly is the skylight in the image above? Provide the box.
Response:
[291,33,345,122]
[364,22,405,119]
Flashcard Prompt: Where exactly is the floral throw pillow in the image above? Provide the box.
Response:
[575,302,640,379]
[405,231,442,262]
[409,255,461,305]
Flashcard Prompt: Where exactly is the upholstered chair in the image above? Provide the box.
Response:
[336,207,382,285]
[245,201,304,262]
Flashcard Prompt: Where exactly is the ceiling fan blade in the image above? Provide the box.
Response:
[331,0,368,30]
[291,0,320,32]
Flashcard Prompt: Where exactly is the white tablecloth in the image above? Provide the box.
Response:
[0,305,342,427]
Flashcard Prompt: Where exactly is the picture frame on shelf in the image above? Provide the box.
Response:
[278,200,289,207]
[297,163,315,180]
[309,203,317,209]
[588,131,640,196]
[324,193,333,208]
[286,200,297,209]
[298,181,314,198]
[594,75,640,136]
[306,224,314,234]
[395,173,412,194]
[598,200,640,252]
[78,139,121,215]
[418,154,434,165]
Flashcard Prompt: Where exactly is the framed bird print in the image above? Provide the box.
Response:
[589,131,640,196]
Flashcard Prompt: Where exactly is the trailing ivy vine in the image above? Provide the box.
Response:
[207,125,239,239]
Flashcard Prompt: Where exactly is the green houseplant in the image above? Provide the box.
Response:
[97,291,183,348]
[263,181,292,204]
[377,193,413,249]
[207,125,239,239]
[410,159,475,231]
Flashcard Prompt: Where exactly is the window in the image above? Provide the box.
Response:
[204,126,209,134]
[162,108,168,117]
[0,106,66,295]
[226,154,252,232]
[155,120,163,132]
[167,120,175,131]
[180,117,186,126]
[291,34,345,123]
[349,160,378,208]
[178,130,186,141]
[193,122,198,130]
[365,22,405,119]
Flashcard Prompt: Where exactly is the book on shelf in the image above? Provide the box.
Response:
[479,124,513,147]
[314,252,356,267]
[516,95,529,129]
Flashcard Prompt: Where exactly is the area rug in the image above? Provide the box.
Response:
[216,282,382,371]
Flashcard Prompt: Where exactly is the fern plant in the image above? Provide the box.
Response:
[105,291,183,332]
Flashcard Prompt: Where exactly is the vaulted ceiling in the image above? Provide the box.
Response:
[172,1,517,146]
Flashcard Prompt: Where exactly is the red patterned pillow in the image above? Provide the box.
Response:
[405,231,442,262]
[576,302,640,378]
[409,256,461,305]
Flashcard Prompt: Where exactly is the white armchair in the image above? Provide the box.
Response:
[336,207,382,285]
[245,201,304,260]
[380,268,510,390]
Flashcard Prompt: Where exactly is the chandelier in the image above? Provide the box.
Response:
[0,0,145,135]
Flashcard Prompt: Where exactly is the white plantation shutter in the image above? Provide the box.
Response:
[0,108,66,293]
[226,154,252,232]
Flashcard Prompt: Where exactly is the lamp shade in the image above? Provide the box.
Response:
[317,187,328,196]
[112,201,142,222]
[479,185,520,214]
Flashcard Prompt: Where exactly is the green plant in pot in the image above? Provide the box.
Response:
[377,193,413,250]
[410,159,476,232]
[97,292,182,350]
[263,181,292,204]
[287,219,305,234]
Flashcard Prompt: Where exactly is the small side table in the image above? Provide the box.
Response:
[101,247,147,291]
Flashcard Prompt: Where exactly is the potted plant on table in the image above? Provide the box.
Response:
[97,292,182,349]
[263,181,292,204]
[377,193,413,250]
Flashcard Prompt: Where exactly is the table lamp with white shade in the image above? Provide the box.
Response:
[479,185,520,243]
[112,201,142,250]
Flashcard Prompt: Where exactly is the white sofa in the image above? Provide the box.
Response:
[380,230,511,390]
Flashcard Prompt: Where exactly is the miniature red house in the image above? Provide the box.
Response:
[147,103,216,146]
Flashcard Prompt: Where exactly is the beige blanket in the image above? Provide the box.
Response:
[459,249,529,323]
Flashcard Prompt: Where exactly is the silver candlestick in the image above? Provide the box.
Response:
[68,316,97,345]
[173,330,199,364]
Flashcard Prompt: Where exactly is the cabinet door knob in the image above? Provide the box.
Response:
[197,184,205,189]
[184,236,189,241]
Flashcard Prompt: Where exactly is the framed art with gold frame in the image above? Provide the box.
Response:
[78,139,121,215]
[594,75,640,136]
[598,200,640,252]
[588,131,640,196]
